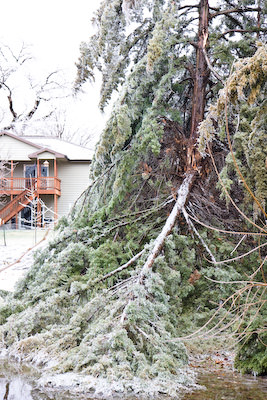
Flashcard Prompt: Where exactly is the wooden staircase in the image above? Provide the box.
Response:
[0,190,36,226]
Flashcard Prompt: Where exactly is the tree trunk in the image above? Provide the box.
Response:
[138,1,211,278]
[187,0,210,170]
[4,382,10,400]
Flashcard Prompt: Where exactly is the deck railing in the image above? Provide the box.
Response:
[0,177,61,194]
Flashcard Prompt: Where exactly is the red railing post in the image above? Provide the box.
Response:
[10,160,13,196]
[0,176,61,195]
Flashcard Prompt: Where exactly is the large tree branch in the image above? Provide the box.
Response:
[139,172,195,282]
[1,83,18,121]
[182,207,217,263]
[178,4,200,11]
[120,173,196,325]
[210,7,261,19]
[202,47,224,82]
[27,98,41,119]
[123,19,154,56]
[219,28,267,39]
[7,94,17,121]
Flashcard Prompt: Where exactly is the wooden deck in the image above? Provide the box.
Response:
[0,177,61,196]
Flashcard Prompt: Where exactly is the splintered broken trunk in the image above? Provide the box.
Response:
[187,0,210,170]
[139,0,210,278]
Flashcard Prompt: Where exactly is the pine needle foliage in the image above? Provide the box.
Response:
[0,1,267,396]
[198,44,267,216]
[198,44,267,375]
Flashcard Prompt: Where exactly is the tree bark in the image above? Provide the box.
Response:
[4,382,10,400]
[139,171,195,282]
[187,0,210,170]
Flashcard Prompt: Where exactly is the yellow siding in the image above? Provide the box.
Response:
[37,151,56,160]
[0,135,38,161]
[13,164,24,177]
[40,195,55,222]
[57,161,91,218]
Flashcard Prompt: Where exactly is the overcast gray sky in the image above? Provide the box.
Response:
[0,0,100,73]
[0,0,105,147]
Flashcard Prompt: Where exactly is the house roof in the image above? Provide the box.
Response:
[24,136,94,161]
[0,131,94,161]
[28,147,66,159]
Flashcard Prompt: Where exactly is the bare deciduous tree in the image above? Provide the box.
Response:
[0,42,69,135]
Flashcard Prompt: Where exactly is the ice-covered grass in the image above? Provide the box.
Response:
[0,229,52,292]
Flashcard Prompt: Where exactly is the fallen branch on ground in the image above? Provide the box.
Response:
[182,207,217,263]
[139,172,195,282]
[120,172,195,325]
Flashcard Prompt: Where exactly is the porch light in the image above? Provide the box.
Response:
[43,160,49,167]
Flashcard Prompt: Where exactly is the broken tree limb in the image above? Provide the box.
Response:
[182,207,217,264]
[139,172,195,282]
[202,47,224,83]
[120,173,195,325]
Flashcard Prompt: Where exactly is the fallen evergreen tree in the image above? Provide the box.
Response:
[0,1,266,397]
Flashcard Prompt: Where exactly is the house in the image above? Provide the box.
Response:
[0,131,94,228]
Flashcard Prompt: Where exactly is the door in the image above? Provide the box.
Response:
[41,165,48,177]
[20,205,33,228]
[40,164,49,189]
[25,165,36,189]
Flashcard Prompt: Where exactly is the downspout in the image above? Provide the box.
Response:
[54,158,58,224]
[11,160,13,200]
[37,158,42,227]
